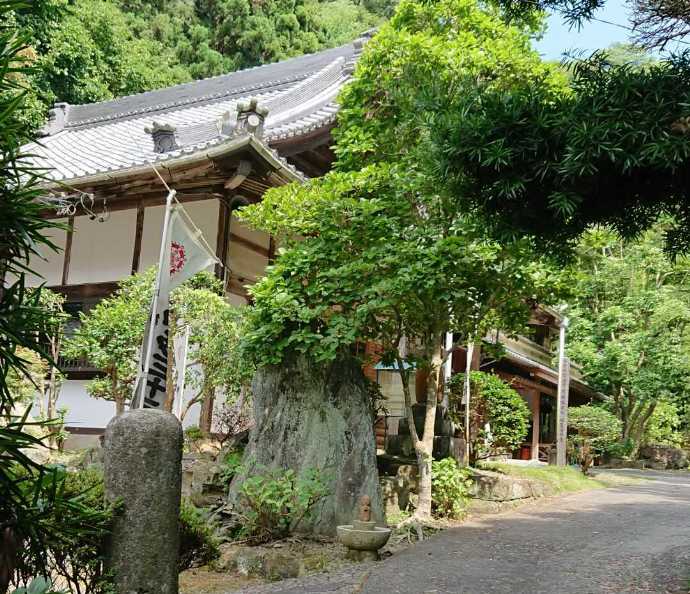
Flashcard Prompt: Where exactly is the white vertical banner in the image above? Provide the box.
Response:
[133,197,218,410]
[173,325,191,419]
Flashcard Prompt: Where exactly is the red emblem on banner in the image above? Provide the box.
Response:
[170,241,186,275]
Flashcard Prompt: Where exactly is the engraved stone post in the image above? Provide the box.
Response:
[104,409,183,594]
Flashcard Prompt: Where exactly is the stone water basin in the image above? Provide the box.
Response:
[336,520,391,555]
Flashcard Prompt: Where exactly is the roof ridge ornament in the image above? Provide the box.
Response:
[343,30,375,75]
[39,102,70,137]
[234,97,269,137]
[145,121,179,153]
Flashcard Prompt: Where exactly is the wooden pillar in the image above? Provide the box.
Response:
[531,390,540,461]
[131,203,145,275]
[215,200,230,279]
[61,215,75,286]
[268,235,276,265]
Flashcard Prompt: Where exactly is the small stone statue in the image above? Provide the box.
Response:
[357,495,372,522]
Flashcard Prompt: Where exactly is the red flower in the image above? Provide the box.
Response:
[170,241,186,275]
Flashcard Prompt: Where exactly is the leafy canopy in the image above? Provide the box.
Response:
[567,223,690,447]
[65,268,250,413]
[64,269,155,409]
[438,52,690,254]
[172,282,253,405]
[568,405,622,452]
[239,0,568,368]
[241,164,566,368]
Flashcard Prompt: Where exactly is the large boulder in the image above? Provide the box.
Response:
[228,354,382,536]
[638,445,689,470]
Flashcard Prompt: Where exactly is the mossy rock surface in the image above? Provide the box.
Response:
[228,354,383,536]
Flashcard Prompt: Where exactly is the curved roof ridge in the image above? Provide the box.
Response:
[61,43,357,130]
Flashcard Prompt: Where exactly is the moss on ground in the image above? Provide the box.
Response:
[477,463,649,493]
[477,463,606,493]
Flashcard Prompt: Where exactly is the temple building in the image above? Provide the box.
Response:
[24,34,596,455]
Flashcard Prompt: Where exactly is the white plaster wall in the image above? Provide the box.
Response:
[59,379,116,429]
[69,211,136,284]
[139,200,219,273]
[57,378,202,430]
[25,218,67,286]
[139,204,164,272]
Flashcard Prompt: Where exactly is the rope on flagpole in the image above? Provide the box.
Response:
[172,195,223,266]
[148,163,224,269]
[151,164,173,194]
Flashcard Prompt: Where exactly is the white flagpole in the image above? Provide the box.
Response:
[134,189,176,408]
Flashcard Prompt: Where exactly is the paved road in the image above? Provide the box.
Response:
[237,470,690,594]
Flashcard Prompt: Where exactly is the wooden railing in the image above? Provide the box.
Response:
[57,354,99,374]
[499,333,584,381]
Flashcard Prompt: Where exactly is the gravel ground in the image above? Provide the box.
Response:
[228,469,690,594]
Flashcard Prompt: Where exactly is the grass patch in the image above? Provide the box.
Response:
[591,471,650,486]
[477,463,606,494]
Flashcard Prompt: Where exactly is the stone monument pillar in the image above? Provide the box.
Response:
[104,409,183,594]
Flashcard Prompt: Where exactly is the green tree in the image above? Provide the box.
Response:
[429,3,690,256]
[567,224,690,455]
[65,269,251,426]
[63,270,154,415]
[239,0,566,521]
[27,0,189,114]
[37,290,68,435]
[5,348,47,416]
[448,372,531,465]
[568,405,621,474]
[172,285,253,432]
[644,399,683,447]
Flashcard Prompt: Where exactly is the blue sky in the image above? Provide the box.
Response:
[535,0,632,60]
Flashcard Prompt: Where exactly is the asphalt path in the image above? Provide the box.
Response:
[236,470,690,594]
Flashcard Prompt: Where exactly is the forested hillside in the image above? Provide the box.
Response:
[16,0,391,128]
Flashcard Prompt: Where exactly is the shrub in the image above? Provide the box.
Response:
[11,466,114,594]
[431,458,472,519]
[236,467,328,544]
[448,372,530,464]
[644,400,683,447]
[219,449,244,487]
[184,425,204,444]
[605,439,635,460]
[568,405,622,474]
[178,499,220,571]
[10,577,64,594]
[15,466,219,588]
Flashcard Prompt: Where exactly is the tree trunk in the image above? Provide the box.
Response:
[629,402,657,458]
[199,381,215,434]
[115,395,125,416]
[228,353,382,536]
[180,394,201,422]
[411,339,443,521]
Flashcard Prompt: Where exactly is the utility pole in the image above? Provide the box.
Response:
[555,317,570,466]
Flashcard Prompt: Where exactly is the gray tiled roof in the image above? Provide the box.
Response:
[24,40,364,185]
